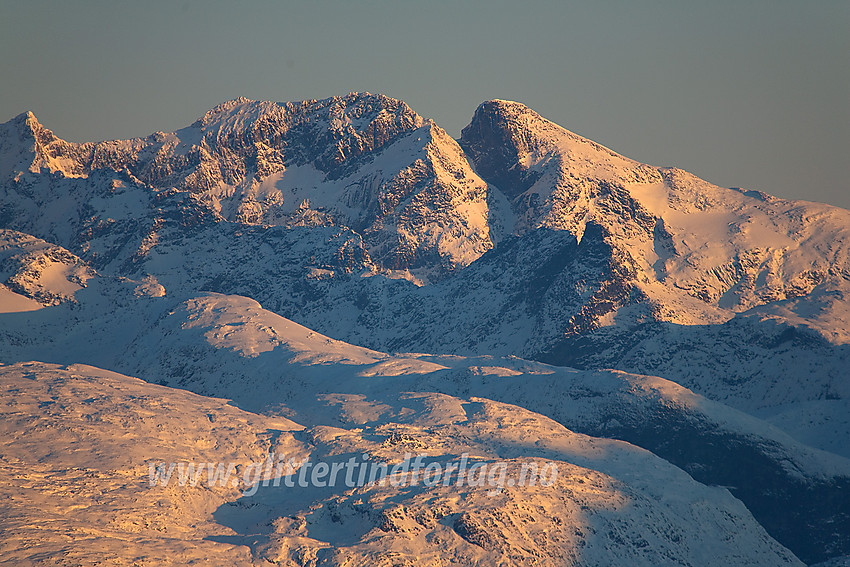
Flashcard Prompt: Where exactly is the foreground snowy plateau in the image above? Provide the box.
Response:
[1,93,849,565]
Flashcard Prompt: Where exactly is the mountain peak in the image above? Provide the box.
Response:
[461,98,647,203]
[459,100,556,200]
[0,110,73,178]
[192,92,420,131]
[466,99,627,160]
[202,96,254,114]
[8,110,54,144]
[470,99,552,130]
[477,98,537,114]
[18,110,38,125]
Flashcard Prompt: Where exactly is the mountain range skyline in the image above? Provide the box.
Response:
[2,1,848,211]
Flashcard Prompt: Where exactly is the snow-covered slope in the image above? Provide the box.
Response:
[0,361,803,566]
[0,229,97,306]
[0,361,306,566]
[1,259,848,563]
[456,100,850,430]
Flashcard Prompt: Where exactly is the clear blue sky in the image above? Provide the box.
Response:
[2,1,848,208]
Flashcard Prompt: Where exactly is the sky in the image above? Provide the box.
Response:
[2,1,848,208]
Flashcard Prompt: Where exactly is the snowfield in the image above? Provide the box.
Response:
[0,362,804,566]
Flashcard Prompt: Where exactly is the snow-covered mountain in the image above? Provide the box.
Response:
[2,93,849,565]
[0,94,497,280]
[461,99,850,315]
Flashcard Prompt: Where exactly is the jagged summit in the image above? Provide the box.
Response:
[13,110,38,126]
[5,110,53,143]
[0,109,84,179]
[0,93,492,276]
[191,92,422,137]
